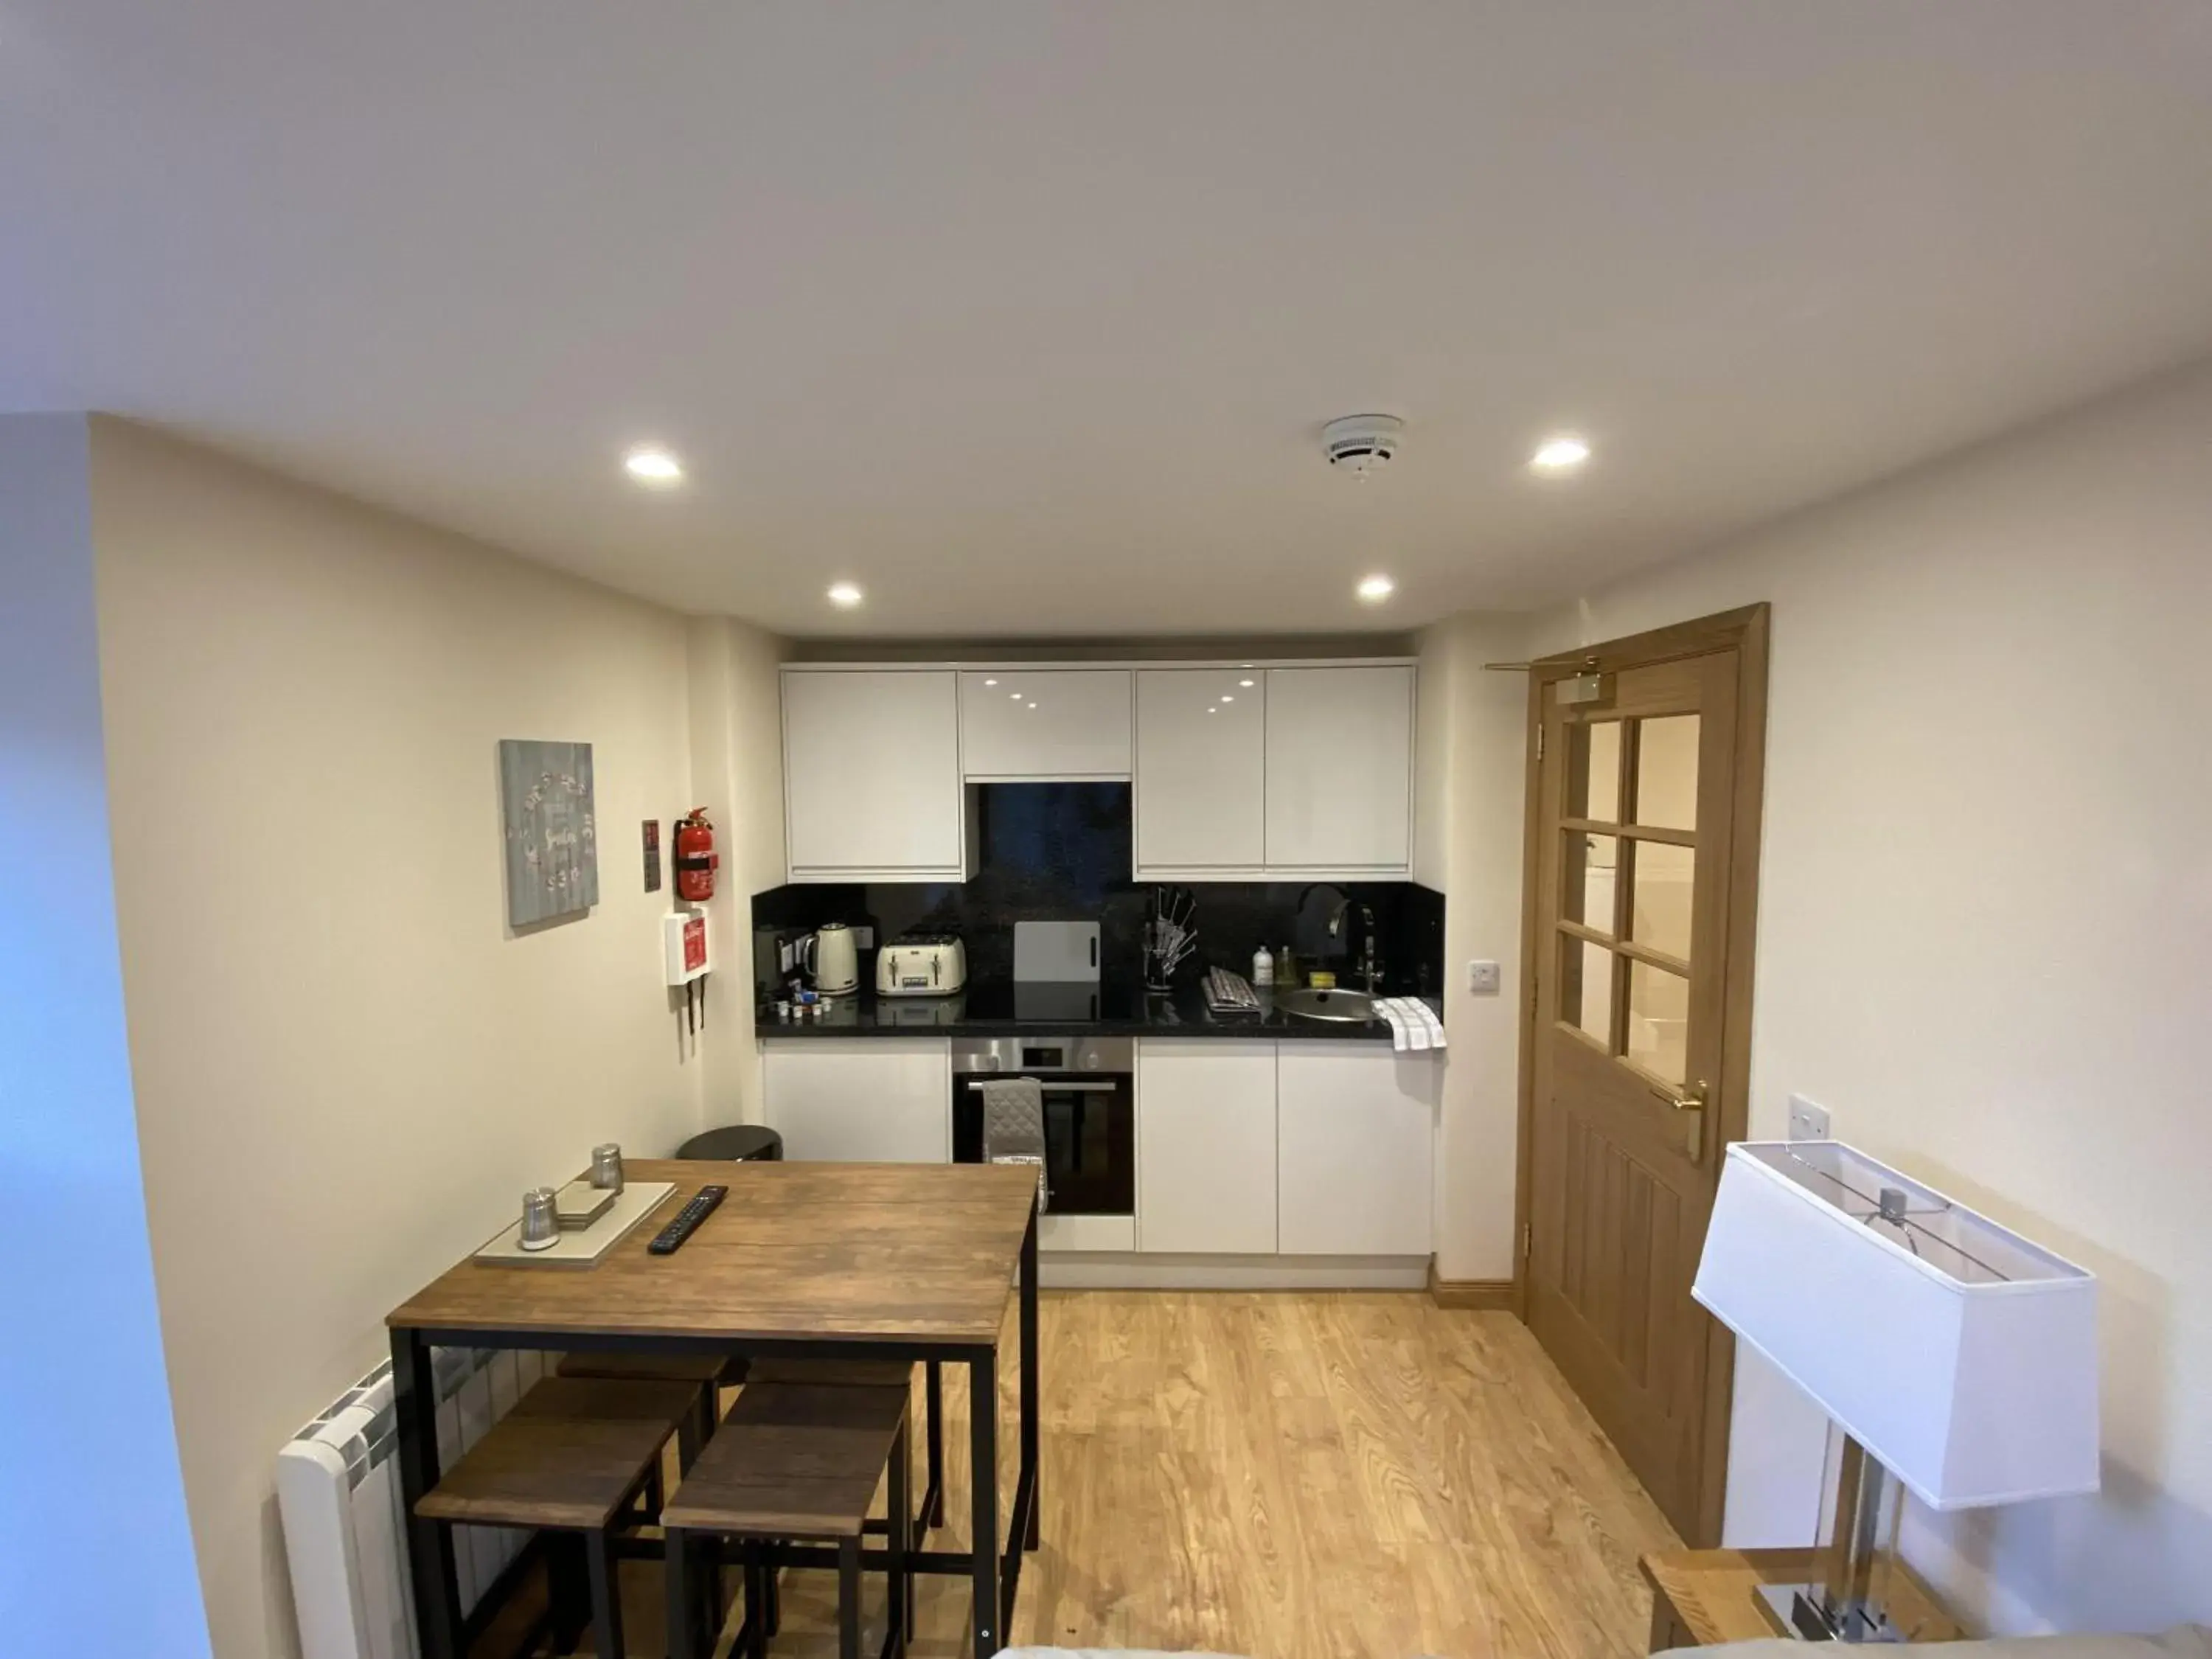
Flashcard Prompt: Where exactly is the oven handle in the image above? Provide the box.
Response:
[960,1078,1121,1092]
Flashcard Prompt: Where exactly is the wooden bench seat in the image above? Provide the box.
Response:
[740,1358,914,1391]
[417,1377,696,1530]
[663,1383,908,1537]
[557,1349,734,1387]
[662,1383,913,1659]
[415,1375,695,1658]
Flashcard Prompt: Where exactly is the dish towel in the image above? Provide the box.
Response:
[1375,998,1448,1053]
[975,1076,1048,1212]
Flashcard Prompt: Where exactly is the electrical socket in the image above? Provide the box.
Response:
[1787,1094,1832,1141]
[1467,959,1501,995]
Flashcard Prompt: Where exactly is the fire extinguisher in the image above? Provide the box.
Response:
[674,808,718,902]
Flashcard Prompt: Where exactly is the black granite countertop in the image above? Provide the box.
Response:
[755,978,1439,1042]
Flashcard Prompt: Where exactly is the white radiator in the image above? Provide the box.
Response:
[277,1346,551,1659]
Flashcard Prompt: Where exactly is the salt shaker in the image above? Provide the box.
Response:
[518,1186,560,1251]
[590,1142,625,1193]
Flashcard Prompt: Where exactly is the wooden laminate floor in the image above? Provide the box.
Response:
[501,1292,1680,1659]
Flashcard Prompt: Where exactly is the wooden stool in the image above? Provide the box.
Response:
[557,1350,736,1464]
[742,1358,945,1530]
[661,1383,912,1659]
[414,1376,698,1659]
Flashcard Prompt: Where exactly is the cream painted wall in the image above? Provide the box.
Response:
[88,420,711,1659]
[1520,362,2212,1632]
[1413,612,1531,1281]
[686,615,790,1125]
[1,415,213,1657]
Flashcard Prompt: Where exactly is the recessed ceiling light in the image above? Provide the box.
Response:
[1009,691,1023,700]
[1356,574,1396,603]
[1027,702,1039,710]
[1220,695,1234,703]
[826,582,863,608]
[984,678,998,686]
[1206,706,1218,714]
[1238,678,1254,688]
[1529,434,1592,474]
[623,444,683,485]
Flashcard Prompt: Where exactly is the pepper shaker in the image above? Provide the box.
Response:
[590,1142,625,1193]
[518,1186,560,1251]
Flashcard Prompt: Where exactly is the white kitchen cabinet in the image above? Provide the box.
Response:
[1134,667,1265,874]
[783,670,965,880]
[1265,666,1415,873]
[1136,1040,1278,1253]
[762,1039,950,1164]
[960,669,1132,778]
[1276,1042,1434,1256]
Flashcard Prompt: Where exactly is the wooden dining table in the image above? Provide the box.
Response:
[386,1158,1041,1659]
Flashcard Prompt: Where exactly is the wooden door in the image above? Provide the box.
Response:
[1518,606,1767,1545]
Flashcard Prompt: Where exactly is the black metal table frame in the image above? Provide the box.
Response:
[391,1206,1040,1659]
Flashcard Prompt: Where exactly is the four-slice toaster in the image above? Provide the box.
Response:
[875,932,967,997]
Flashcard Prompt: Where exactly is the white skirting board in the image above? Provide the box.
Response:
[1038,1252,1430,1290]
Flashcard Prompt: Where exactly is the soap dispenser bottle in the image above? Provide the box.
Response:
[1252,945,1275,987]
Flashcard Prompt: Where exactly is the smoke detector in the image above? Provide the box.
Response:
[1322,414,1405,478]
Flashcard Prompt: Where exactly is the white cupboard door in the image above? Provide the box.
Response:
[1276,1043,1435,1255]
[960,670,1132,778]
[1264,666,1415,873]
[1136,1040,1277,1253]
[762,1040,951,1164]
[784,671,964,879]
[1135,668,1265,873]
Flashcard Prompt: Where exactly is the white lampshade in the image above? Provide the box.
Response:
[1693,1141,2098,1512]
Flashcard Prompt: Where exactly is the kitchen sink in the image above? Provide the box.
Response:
[1276,987,1377,1025]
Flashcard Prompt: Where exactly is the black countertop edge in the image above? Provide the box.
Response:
[752,984,1443,1043]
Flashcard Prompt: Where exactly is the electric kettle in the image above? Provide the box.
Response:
[802,922,860,995]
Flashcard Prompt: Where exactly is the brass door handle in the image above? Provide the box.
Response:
[1652,1079,1710,1159]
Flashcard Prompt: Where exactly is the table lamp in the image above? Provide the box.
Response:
[1692,1141,2099,1641]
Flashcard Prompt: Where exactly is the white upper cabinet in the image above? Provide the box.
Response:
[1265,666,1415,873]
[959,669,1132,779]
[783,670,964,880]
[1135,668,1266,874]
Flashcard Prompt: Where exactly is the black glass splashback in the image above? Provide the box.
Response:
[753,783,1444,1002]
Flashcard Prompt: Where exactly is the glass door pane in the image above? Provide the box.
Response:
[1629,840,1696,961]
[1627,960,1690,1084]
[1563,936,1615,1047]
[1568,720,1623,821]
[1564,832,1620,933]
[1634,715,1700,830]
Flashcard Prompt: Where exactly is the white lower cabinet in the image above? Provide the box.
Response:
[1276,1043,1436,1256]
[762,1038,950,1164]
[1135,1040,1279,1253]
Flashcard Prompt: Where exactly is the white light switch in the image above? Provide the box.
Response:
[1467,959,1501,995]
[1787,1094,1832,1141]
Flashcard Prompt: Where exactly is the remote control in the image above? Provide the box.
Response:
[647,1185,727,1256]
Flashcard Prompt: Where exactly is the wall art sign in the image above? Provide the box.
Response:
[498,740,598,926]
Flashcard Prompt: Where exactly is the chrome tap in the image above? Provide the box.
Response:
[1297,884,1382,994]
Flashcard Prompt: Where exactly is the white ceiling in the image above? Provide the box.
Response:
[7,3,2212,637]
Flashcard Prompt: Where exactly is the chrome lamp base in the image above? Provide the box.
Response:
[1756,1583,1909,1644]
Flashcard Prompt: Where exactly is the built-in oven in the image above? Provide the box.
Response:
[950,1037,1134,1217]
